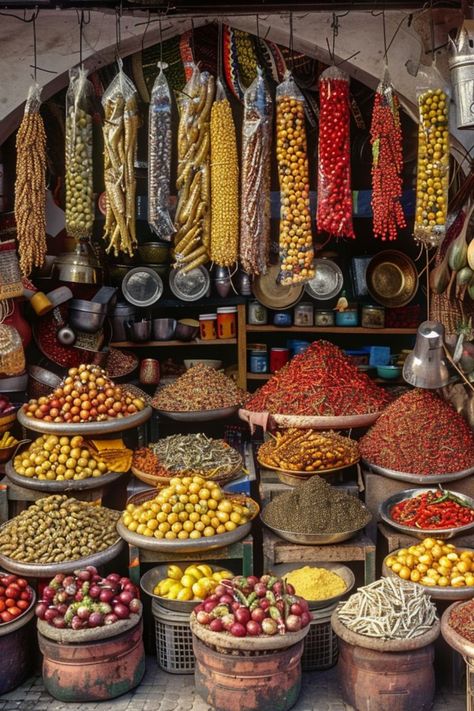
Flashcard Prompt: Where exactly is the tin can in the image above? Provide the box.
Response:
[315,309,335,326]
[270,347,290,373]
[248,301,268,325]
[139,358,160,385]
[294,302,314,327]
[249,353,268,373]
[361,304,385,329]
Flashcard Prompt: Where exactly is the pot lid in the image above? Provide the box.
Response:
[252,264,304,309]
[304,259,344,301]
[169,266,210,302]
[122,268,164,307]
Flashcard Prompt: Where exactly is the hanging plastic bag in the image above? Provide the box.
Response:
[317,66,354,239]
[276,71,314,285]
[240,67,273,276]
[102,60,140,256]
[414,65,450,247]
[0,323,24,376]
[14,82,47,276]
[65,67,94,241]
[148,62,175,241]
[174,65,215,272]
[0,240,23,300]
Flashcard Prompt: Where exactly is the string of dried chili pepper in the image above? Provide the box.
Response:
[370,74,406,240]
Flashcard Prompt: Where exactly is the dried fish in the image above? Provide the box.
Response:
[149,433,242,479]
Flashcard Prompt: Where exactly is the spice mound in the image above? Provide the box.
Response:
[263,476,371,534]
[336,577,437,640]
[360,389,474,475]
[385,538,474,588]
[284,566,347,601]
[389,489,474,531]
[258,429,359,472]
[0,495,120,564]
[152,363,248,412]
[246,341,390,417]
[448,599,474,644]
[149,433,242,478]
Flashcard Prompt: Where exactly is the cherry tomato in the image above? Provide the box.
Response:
[16,578,28,589]
[0,611,13,623]
[16,600,30,611]
[5,586,20,600]
[0,601,5,613]
[5,599,16,608]
[8,607,21,618]
[20,591,31,601]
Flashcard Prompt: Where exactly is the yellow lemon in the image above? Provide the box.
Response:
[197,564,213,578]
[177,587,194,601]
[185,565,203,579]
[192,582,207,599]
[167,565,183,581]
[181,574,198,589]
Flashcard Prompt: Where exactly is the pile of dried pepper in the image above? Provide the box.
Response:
[390,490,474,530]
[246,341,390,417]
[449,599,474,643]
[360,389,474,475]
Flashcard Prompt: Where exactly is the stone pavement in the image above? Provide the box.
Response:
[0,657,466,711]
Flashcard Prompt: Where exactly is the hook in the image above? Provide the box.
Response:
[289,12,294,71]
[32,7,37,81]
[115,4,122,60]
[140,10,151,54]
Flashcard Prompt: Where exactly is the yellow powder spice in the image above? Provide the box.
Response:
[284,566,346,601]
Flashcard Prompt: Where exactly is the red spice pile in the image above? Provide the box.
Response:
[246,341,390,417]
[360,389,474,475]
[449,599,474,643]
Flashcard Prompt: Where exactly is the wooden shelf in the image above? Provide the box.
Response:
[110,338,237,348]
[247,372,272,380]
[246,326,418,335]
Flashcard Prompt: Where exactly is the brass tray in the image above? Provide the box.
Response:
[17,405,152,435]
[252,263,304,310]
[366,250,419,308]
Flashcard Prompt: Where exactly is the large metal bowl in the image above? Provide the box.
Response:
[17,405,152,435]
[140,562,233,613]
[261,511,371,546]
[5,457,124,493]
[0,576,36,638]
[380,488,474,540]
[0,535,125,577]
[362,459,474,485]
[154,405,240,422]
[382,549,474,601]
[278,562,355,610]
[68,299,108,334]
[441,602,474,659]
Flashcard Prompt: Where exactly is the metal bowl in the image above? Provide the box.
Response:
[27,365,61,391]
[0,373,29,393]
[169,266,210,302]
[122,267,163,308]
[252,263,303,310]
[152,318,176,341]
[0,534,125,577]
[366,250,419,308]
[69,299,108,334]
[17,405,152,435]
[5,456,124,493]
[304,259,344,301]
[128,319,152,342]
[261,511,371,545]
[175,319,199,342]
[140,563,233,613]
[441,602,474,659]
[0,576,35,637]
[154,405,240,422]
[278,562,355,610]
[362,459,474,485]
[380,488,474,540]
[382,549,474,601]
[138,242,170,264]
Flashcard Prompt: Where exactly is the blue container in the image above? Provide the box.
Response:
[369,346,391,366]
[335,309,359,327]
[273,311,293,327]
[250,353,268,373]
[287,339,310,356]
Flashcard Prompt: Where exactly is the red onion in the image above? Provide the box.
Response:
[104,613,118,625]
[74,592,84,602]
[272,581,284,596]
[300,611,312,627]
[52,616,66,629]
[230,622,247,638]
[129,599,141,614]
[203,600,218,614]
[214,585,227,597]
[99,589,114,604]
[86,566,98,575]
[118,590,134,605]
[260,599,270,611]
[88,612,104,628]
[74,569,91,582]
[106,573,121,584]
[209,618,224,633]
[44,607,58,622]
[221,614,235,630]
[196,610,212,625]
[42,587,56,602]
[286,583,295,595]
[285,614,302,632]
[57,604,68,616]
[290,603,303,616]
[251,608,266,623]
[218,594,234,606]
[89,585,101,600]
[254,583,266,598]
[261,618,278,635]
[231,601,241,611]
[194,603,205,614]
[71,616,83,630]
[246,620,262,636]
[35,603,48,620]
[113,603,130,620]
[76,605,90,621]
[247,576,259,588]
[234,608,251,625]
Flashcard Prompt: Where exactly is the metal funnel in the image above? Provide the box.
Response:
[402,320,449,389]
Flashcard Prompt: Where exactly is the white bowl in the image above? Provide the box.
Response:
[184,359,223,370]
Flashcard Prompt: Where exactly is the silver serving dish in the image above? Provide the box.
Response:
[0,535,124,577]
[154,405,240,422]
[17,405,152,435]
[261,511,370,545]
[140,563,233,613]
[5,458,123,493]
[122,267,163,307]
[380,488,474,540]
[117,518,252,553]
[169,266,210,302]
[362,459,474,484]
[278,562,355,610]
[383,551,474,601]
[304,259,343,300]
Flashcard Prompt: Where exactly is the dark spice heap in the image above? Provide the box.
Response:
[449,599,474,643]
[360,389,474,475]
[263,476,371,534]
[246,340,390,417]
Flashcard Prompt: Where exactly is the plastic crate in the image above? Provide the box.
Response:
[302,607,338,672]
[152,600,194,674]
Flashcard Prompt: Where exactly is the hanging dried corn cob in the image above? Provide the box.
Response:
[173,66,215,273]
[240,67,272,275]
[14,83,47,276]
[210,80,239,267]
[414,72,450,247]
[102,61,139,257]
[65,68,94,241]
[276,72,314,285]
[148,62,175,241]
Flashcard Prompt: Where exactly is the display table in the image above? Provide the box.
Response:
[126,535,254,586]
[262,529,375,586]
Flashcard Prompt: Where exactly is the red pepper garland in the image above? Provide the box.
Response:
[317,67,355,239]
[370,75,406,240]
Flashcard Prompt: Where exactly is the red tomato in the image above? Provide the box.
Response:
[0,611,13,623]
[8,607,21,618]
[20,590,30,601]
[0,586,5,596]
[5,599,16,608]
[5,586,19,600]
[16,600,30,611]
[1,575,16,586]
[0,601,5,613]
[16,579,28,589]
